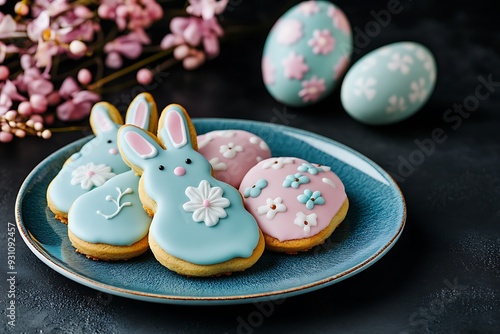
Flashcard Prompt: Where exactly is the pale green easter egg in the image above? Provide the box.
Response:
[262,1,353,107]
[341,41,437,125]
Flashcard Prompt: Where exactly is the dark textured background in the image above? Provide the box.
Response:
[1,0,499,332]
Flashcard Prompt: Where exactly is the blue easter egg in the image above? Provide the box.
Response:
[341,41,437,125]
[262,1,353,107]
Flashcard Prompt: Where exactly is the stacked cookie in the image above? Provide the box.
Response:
[47,94,349,277]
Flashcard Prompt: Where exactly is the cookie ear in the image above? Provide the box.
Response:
[158,104,195,150]
[90,102,123,136]
[118,125,162,171]
[125,93,158,133]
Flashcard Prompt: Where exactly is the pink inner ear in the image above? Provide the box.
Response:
[125,131,157,159]
[131,100,147,129]
[96,110,113,133]
[167,110,187,148]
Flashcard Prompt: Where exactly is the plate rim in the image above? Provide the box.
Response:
[15,118,406,305]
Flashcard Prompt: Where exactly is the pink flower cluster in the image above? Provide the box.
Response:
[0,0,229,142]
[161,0,228,70]
[99,0,163,69]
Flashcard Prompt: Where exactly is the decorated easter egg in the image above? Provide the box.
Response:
[262,1,352,107]
[341,41,437,125]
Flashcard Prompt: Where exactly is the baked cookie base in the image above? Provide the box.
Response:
[149,230,266,277]
[265,198,349,254]
[68,229,150,261]
[46,185,69,224]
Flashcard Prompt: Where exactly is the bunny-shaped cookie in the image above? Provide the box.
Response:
[47,93,158,223]
[118,104,265,276]
[66,94,158,260]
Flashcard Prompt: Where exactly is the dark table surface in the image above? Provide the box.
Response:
[1,0,499,333]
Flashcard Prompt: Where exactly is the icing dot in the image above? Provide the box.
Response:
[304,221,309,225]
[185,158,192,164]
[174,166,186,176]
[203,199,211,207]
[270,204,276,210]
[159,165,165,170]
[87,171,95,177]
[107,140,112,144]
[109,148,118,155]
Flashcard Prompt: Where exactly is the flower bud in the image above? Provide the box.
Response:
[69,40,87,56]
[15,2,29,16]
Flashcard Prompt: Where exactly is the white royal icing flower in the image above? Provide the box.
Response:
[70,163,116,190]
[219,142,243,159]
[182,180,230,227]
[353,77,377,100]
[294,211,318,233]
[261,157,294,169]
[257,197,287,219]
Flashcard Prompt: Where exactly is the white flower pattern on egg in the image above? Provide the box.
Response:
[386,95,407,114]
[387,53,414,75]
[341,42,436,125]
[416,48,436,83]
[409,78,428,103]
[353,77,377,100]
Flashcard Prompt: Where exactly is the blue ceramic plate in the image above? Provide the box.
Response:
[16,119,406,305]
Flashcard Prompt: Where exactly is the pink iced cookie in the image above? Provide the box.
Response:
[197,130,271,188]
[239,157,349,253]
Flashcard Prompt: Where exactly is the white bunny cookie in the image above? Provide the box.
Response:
[118,104,265,276]
[67,93,158,260]
[47,93,158,223]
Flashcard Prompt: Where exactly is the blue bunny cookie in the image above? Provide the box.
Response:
[47,93,158,223]
[118,105,265,276]
[67,94,158,260]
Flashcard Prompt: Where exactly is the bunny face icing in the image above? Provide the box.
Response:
[47,93,157,221]
[118,105,262,266]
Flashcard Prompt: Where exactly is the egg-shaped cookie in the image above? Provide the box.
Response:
[197,130,271,188]
[239,157,348,253]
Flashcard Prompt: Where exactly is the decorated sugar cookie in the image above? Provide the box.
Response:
[118,104,265,276]
[67,94,158,260]
[239,157,349,253]
[46,93,158,223]
[196,130,271,188]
